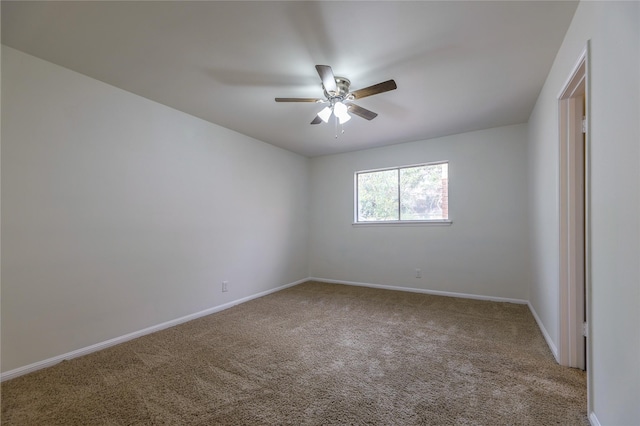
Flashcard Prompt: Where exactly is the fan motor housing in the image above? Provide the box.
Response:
[324,76,351,99]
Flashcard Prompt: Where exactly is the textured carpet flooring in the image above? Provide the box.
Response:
[2,281,587,425]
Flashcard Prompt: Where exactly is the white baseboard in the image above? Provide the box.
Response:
[527,301,559,361]
[0,278,555,382]
[318,278,562,364]
[0,278,307,382]
[309,277,528,305]
[588,411,601,426]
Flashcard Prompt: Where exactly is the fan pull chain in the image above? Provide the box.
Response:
[332,115,346,139]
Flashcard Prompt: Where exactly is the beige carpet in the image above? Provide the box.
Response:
[2,281,587,425]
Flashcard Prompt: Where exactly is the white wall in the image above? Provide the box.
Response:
[309,124,531,300]
[1,46,310,373]
[527,1,640,424]
[526,0,596,353]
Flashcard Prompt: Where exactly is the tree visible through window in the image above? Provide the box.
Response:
[356,162,448,222]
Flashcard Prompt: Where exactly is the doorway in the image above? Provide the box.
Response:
[558,44,590,374]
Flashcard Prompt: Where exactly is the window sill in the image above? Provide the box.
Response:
[352,220,453,227]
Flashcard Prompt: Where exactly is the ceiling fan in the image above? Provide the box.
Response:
[275,65,397,125]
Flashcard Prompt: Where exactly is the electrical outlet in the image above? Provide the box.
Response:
[415,269,422,278]
[222,281,229,292]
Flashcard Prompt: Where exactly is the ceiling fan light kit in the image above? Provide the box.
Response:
[317,106,333,123]
[333,101,351,124]
[275,65,397,136]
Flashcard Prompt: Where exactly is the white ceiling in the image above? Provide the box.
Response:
[2,1,578,157]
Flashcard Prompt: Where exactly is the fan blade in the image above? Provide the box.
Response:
[350,79,397,100]
[315,65,337,93]
[275,98,323,102]
[310,115,323,125]
[348,103,378,121]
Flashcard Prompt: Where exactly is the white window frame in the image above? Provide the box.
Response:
[353,161,452,226]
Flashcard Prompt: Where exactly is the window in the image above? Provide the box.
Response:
[355,162,449,223]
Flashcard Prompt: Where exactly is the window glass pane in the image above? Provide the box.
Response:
[357,169,399,221]
[400,164,448,220]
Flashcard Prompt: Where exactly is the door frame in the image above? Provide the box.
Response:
[557,40,591,395]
